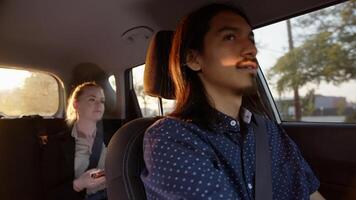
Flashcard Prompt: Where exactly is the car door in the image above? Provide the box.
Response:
[255,1,356,199]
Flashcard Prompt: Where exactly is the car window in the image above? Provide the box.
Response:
[109,75,117,91]
[255,1,356,123]
[0,67,60,117]
[132,64,177,116]
[132,64,160,117]
[162,98,176,115]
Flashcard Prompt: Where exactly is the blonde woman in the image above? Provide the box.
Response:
[42,82,108,200]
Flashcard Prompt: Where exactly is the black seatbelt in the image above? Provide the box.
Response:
[253,115,273,200]
[87,122,104,170]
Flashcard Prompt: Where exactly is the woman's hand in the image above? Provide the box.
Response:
[73,169,106,192]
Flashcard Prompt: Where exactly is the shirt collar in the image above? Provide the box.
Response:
[216,107,252,123]
[214,107,253,133]
[71,123,96,139]
[241,107,253,124]
[71,124,78,139]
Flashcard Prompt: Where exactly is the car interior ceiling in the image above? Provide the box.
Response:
[0,0,354,200]
[0,0,346,75]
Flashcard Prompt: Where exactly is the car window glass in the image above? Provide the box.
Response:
[255,1,356,123]
[162,98,176,115]
[109,75,116,91]
[132,64,160,117]
[0,67,60,117]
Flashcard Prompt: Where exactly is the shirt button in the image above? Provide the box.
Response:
[248,183,253,189]
[230,120,237,126]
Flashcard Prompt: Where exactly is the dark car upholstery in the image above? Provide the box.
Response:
[0,117,121,200]
[0,117,66,200]
[106,30,174,200]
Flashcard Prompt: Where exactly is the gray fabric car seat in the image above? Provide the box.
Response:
[105,30,174,200]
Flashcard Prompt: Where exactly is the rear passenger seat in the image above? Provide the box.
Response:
[0,117,66,200]
[0,117,121,200]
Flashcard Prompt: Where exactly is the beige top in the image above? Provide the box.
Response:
[71,124,107,194]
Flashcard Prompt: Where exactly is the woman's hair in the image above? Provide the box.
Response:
[66,81,102,125]
[169,3,253,129]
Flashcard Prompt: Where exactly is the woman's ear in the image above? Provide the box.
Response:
[186,50,202,72]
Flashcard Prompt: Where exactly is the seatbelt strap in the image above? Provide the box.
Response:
[87,122,104,170]
[253,115,273,200]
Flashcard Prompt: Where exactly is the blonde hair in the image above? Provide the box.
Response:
[66,82,102,125]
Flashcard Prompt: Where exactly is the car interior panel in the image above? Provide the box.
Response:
[284,123,356,199]
[0,0,354,199]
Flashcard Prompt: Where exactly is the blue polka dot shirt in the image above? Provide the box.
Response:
[141,109,320,200]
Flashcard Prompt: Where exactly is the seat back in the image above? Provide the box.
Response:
[0,117,66,200]
[105,30,174,200]
[106,117,159,200]
[0,115,121,200]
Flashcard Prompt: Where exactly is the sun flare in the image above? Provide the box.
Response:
[0,68,31,91]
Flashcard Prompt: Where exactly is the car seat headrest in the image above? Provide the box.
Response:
[144,30,175,99]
